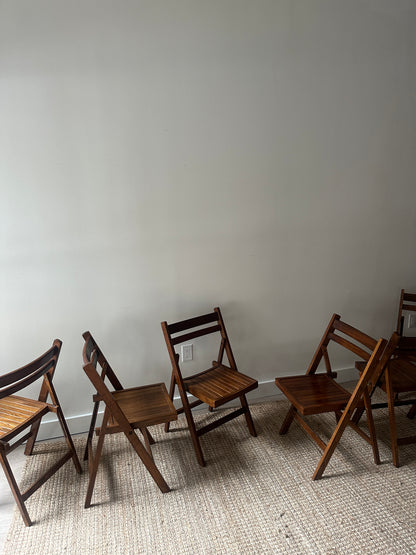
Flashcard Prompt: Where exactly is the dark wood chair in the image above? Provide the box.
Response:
[161,307,258,467]
[0,340,82,526]
[396,289,416,335]
[275,313,399,480]
[82,331,177,508]
[355,290,416,466]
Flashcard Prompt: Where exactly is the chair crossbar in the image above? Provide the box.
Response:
[332,319,377,350]
[167,312,219,335]
[171,325,221,345]
[0,360,54,396]
[328,332,371,360]
[196,407,246,436]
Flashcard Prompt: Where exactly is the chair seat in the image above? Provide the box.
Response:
[0,395,48,440]
[103,383,177,432]
[387,359,416,393]
[275,374,351,416]
[356,358,416,393]
[184,365,258,408]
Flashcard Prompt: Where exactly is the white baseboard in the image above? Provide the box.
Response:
[35,367,358,441]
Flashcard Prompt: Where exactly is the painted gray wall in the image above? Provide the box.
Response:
[1,1,415,434]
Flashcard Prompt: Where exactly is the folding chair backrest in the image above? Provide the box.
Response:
[82,331,123,392]
[350,332,400,405]
[396,289,416,335]
[0,340,61,400]
[307,314,378,377]
[162,307,236,374]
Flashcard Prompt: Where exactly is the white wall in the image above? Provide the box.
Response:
[1,1,416,434]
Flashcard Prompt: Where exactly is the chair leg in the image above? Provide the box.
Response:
[141,428,154,460]
[84,401,100,461]
[125,431,171,493]
[165,373,176,433]
[385,369,399,467]
[24,380,51,456]
[407,403,416,420]
[0,451,32,526]
[279,406,297,435]
[362,388,380,465]
[312,408,353,481]
[140,427,155,446]
[85,411,109,508]
[23,421,41,457]
[55,406,82,473]
[240,395,257,437]
[177,390,205,466]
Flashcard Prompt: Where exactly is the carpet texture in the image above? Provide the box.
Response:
[3,400,416,554]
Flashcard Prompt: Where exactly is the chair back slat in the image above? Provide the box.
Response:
[328,332,373,361]
[162,308,232,373]
[166,312,219,335]
[396,289,416,334]
[307,314,377,375]
[332,319,377,350]
[0,341,61,398]
[171,325,221,346]
[397,336,416,351]
[403,292,416,303]
[0,360,55,399]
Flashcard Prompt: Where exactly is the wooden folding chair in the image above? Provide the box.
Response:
[0,340,82,526]
[355,290,416,466]
[275,313,399,480]
[396,289,416,335]
[161,307,258,467]
[82,331,177,508]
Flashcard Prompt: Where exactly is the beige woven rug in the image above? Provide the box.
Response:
[3,400,416,554]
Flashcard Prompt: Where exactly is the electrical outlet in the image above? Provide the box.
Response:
[181,344,193,361]
[408,314,416,329]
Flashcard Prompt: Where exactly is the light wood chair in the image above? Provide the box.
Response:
[82,331,177,508]
[161,307,258,467]
[275,313,399,480]
[0,340,81,526]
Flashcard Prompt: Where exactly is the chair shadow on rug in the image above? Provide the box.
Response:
[275,314,399,480]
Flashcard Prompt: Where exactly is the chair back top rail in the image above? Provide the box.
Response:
[327,333,373,361]
[307,314,377,375]
[163,310,221,345]
[0,341,61,398]
[332,319,377,350]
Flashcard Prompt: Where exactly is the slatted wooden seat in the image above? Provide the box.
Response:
[0,340,81,526]
[96,384,178,434]
[184,366,257,408]
[82,332,177,508]
[0,396,49,437]
[161,307,258,467]
[276,374,353,416]
[275,314,399,480]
